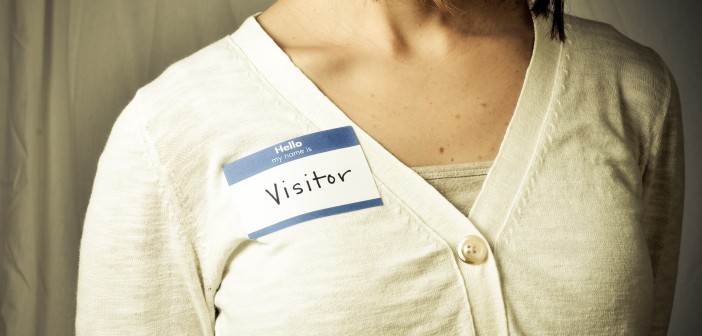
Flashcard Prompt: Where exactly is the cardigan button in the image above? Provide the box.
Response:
[457,235,488,265]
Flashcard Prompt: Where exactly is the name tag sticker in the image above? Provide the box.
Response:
[223,126,383,239]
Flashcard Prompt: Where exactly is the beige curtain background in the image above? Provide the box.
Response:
[1,1,700,335]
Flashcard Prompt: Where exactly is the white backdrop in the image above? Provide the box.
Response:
[1,1,699,335]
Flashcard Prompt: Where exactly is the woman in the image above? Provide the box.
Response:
[76,0,684,335]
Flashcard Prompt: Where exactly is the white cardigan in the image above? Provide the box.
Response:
[76,12,685,335]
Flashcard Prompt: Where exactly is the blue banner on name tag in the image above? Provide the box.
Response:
[223,126,382,239]
[223,126,360,185]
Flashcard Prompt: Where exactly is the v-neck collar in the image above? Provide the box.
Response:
[228,11,562,246]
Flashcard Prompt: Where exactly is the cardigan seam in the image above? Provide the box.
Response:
[499,24,570,334]
[492,27,566,250]
[134,97,215,333]
[642,50,675,245]
[644,48,674,179]
[225,37,311,127]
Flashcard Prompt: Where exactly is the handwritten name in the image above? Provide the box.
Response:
[265,169,352,205]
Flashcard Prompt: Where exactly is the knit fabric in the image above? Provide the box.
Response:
[76,12,685,336]
[412,161,493,217]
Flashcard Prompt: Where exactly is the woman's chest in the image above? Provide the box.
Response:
[200,123,650,335]
[284,47,530,166]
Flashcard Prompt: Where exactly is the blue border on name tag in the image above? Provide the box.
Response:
[223,126,360,185]
[247,198,383,239]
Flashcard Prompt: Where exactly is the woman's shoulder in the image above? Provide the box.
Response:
[564,14,658,59]
[563,14,672,86]
[132,34,259,115]
[113,28,283,145]
[561,13,675,116]
[106,28,290,180]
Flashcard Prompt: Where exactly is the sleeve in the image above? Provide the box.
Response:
[75,102,212,335]
[641,67,685,336]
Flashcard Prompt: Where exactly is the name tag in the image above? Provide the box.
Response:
[223,126,383,239]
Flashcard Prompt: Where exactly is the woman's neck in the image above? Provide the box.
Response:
[262,0,533,57]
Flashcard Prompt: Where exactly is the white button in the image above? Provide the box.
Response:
[457,235,488,265]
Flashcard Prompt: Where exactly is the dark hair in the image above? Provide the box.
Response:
[530,0,566,42]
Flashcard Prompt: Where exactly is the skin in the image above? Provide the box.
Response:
[257,0,534,166]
